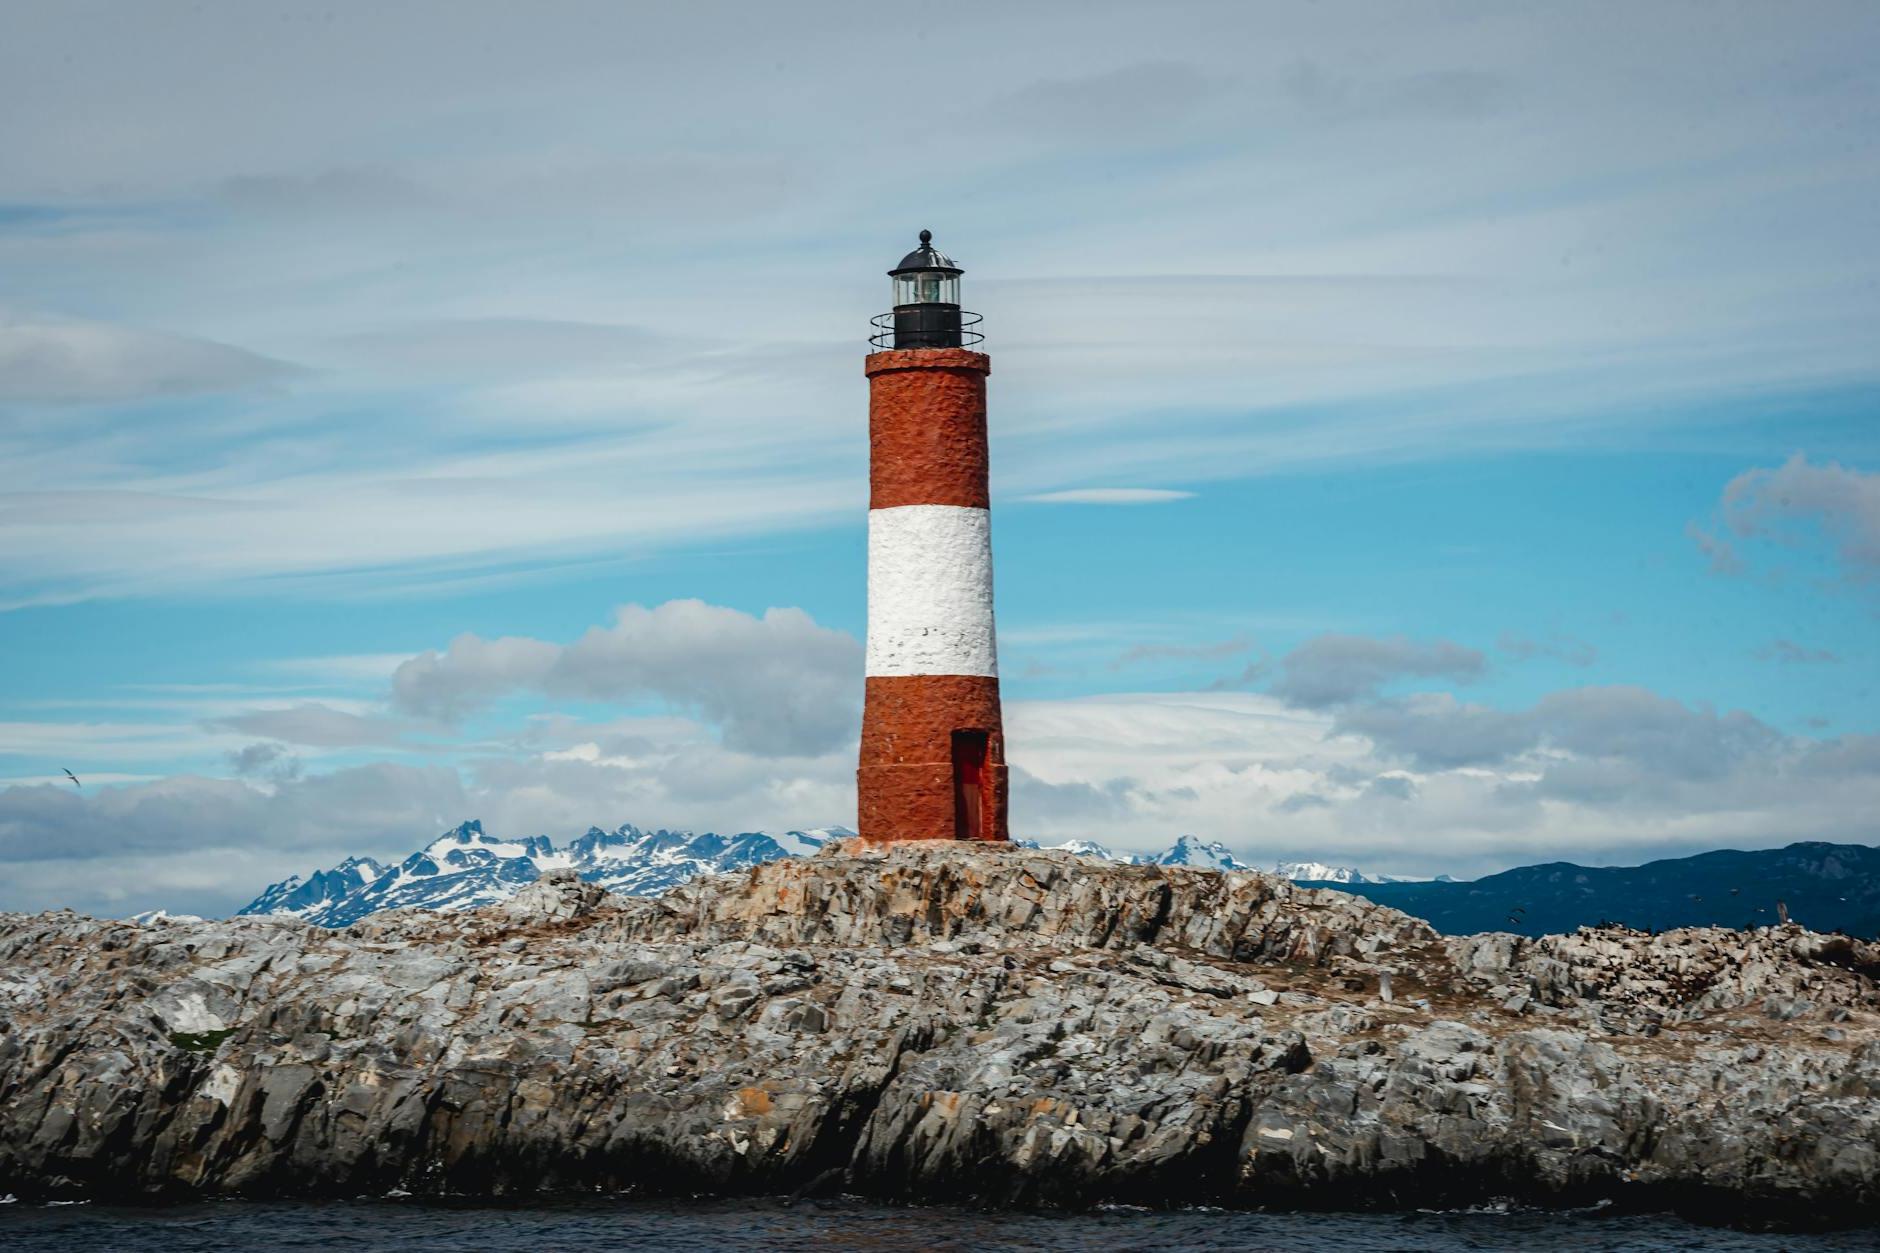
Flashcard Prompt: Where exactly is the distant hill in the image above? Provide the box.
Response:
[1302,842,1880,938]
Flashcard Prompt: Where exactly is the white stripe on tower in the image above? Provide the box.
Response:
[865,503,998,678]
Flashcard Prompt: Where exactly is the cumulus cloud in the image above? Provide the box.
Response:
[1699,455,1880,580]
[0,709,861,916]
[5,674,1879,914]
[1337,685,1783,779]
[390,600,861,755]
[0,768,471,917]
[226,741,301,781]
[1008,689,1880,876]
[1269,633,1487,708]
[0,763,465,863]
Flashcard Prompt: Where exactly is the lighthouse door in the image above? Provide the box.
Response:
[951,730,989,841]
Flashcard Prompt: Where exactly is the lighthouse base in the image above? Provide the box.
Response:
[857,674,1009,843]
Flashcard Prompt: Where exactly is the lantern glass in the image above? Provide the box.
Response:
[894,271,959,307]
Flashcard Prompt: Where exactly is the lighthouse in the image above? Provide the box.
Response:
[858,231,1009,843]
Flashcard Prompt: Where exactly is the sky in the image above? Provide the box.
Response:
[2,0,1878,917]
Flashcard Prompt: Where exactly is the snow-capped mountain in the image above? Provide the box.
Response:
[1015,838,1129,861]
[1138,835,1249,871]
[1274,859,1371,884]
[236,854,387,920]
[1275,861,1450,885]
[237,821,852,927]
[567,824,835,897]
[127,909,206,925]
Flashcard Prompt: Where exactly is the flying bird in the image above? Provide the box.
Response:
[62,769,80,788]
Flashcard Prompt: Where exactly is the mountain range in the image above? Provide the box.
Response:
[231,824,1880,939]
[235,820,844,928]
[1308,842,1880,938]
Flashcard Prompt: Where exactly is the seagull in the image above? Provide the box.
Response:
[62,769,80,788]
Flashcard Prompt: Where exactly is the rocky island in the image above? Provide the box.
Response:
[3,842,1877,1227]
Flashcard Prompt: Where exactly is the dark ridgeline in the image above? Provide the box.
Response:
[1300,841,1880,938]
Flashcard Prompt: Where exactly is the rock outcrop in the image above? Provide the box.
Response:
[3,842,1878,1224]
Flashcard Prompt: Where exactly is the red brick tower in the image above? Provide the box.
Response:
[858,232,1008,843]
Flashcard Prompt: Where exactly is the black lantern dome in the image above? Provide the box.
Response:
[872,229,982,350]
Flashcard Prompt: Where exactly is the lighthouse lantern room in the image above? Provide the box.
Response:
[858,231,1008,843]
[879,229,979,351]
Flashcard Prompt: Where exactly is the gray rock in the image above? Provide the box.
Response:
[0,842,1876,1225]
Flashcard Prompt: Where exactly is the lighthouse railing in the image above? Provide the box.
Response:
[868,309,984,350]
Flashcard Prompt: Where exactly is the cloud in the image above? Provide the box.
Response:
[467,732,854,846]
[1020,489,1197,505]
[1337,684,1785,782]
[1113,635,1254,670]
[0,761,465,866]
[7,1,1879,607]
[993,61,1221,140]
[6,674,1879,914]
[214,702,409,748]
[1497,631,1597,667]
[226,741,301,781]
[1685,520,1743,576]
[391,599,861,755]
[333,318,669,379]
[0,761,475,915]
[1364,773,1417,801]
[1206,661,1272,691]
[0,311,296,404]
[257,653,414,683]
[1756,639,1839,664]
[1282,61,1517,124]
[1269,633,1487,708]
[1006,688,1880,876]
[1705,455,1880,580]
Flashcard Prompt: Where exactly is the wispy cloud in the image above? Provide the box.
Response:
[1021,489,1196,505]
[0,310,297,404]
[1113,635,1255,670]
[1,4,1873,606]
[1756,639,1840,665]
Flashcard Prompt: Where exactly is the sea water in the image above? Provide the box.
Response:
[3,1197,1876,1251]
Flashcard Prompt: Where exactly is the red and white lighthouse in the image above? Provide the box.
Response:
[857,231,1009,843]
